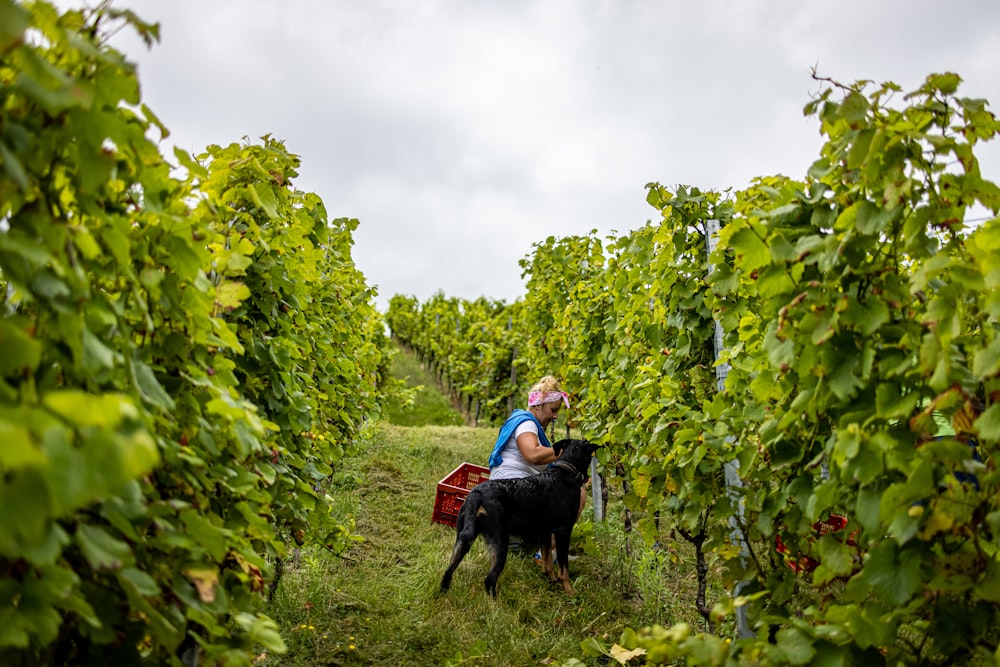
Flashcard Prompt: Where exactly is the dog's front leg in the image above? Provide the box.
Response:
[553,527,575,596]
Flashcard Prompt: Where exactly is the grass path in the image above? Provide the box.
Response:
[380,341,466,427]
[263,345,719,666]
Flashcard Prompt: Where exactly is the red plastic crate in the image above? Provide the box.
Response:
[432,463,490,527]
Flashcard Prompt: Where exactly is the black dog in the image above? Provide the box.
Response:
[439,438,598,597]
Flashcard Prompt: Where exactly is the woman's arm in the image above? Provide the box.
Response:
[515,431,557,465]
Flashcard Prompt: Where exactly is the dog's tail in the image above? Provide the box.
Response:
[457,493,483,542]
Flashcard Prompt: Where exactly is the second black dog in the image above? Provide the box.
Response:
[439,438,598,597]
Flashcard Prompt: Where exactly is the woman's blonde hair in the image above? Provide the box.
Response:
[530,375,561,395]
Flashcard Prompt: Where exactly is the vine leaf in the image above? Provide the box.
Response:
[131,357,176,412]
[0,0,28,53]
[76,524,132,570]
[0,420,40,468]
[0,321,42,377]
[859,541,921,605]
[215,280,251,311]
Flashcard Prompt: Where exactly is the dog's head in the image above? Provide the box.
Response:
[552,438,599,477]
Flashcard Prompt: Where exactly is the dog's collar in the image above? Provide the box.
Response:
[549,459,586,483]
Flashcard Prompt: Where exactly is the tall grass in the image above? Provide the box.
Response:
[261,347,728,666]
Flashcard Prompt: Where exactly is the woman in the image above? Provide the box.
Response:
[487,376,584,557]
[487,375,569,480]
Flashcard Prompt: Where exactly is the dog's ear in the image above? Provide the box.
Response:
[552,438,569,457]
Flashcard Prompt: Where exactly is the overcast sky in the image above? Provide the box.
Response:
[103,1,1000,311]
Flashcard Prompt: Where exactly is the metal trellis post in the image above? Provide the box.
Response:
[706,218,755,639]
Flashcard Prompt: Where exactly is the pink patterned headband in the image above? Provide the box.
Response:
[528,390,570,409]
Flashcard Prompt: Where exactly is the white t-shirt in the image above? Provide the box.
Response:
[489,421,549,479]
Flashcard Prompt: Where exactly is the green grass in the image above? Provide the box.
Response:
[380,343,465,427]
[261,347,725,666]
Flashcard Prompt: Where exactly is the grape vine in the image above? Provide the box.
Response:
[388,72,1000,664]
[0,3,387,664]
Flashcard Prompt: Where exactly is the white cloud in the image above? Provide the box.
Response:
[103,0,1000,309]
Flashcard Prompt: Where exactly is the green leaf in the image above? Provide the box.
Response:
[635,517,659,547]
[808,158,835,180]
[768,233,798,263]
[833,201,860,232]
[755,264,794,300]
[974,404,1000,441]
[55,587,101,630]
[729,226,770,272]
[75,524,132,570]
[215,280,251,311]
[831,424,861,465]
[122,584,182,649]
[102,223,131,268]
[0,0,28,52]
[828,360,863,401]
[0,141,28,189]
[247,183,279,219]
[42,391,134,428]
[855,200,891,235]
[763,324,794,370]
[855,488,881,537]
[131,357,176,412]
[972,337,1000,379]
[816,534,854,578]
[927,72,961,95]
[774,628,816,665]
[580,636,608,657]
[863,541,921,605]
[16,48,95,112]
[235,612,287,654]
[45,427,155,518]
[619,627,639,649]
[840,91,869,125]
[141,102,170,140]
[858,299,888,337]
[875,382,919,420]
[0,619,30,648]
[82,326,118,371]
[20,524,70,567]
[117,430,160,480]
[0,466,51,553]
[826,604,895,649]
[0,320,42,376]
[30,268,72,299]
[164,234,204,280]
[977,559,1000,601]
[71,226,102,260]
[0,418,41,469]
[223,250,254,275]
[846,129,875,170]
[180,509,228,562]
